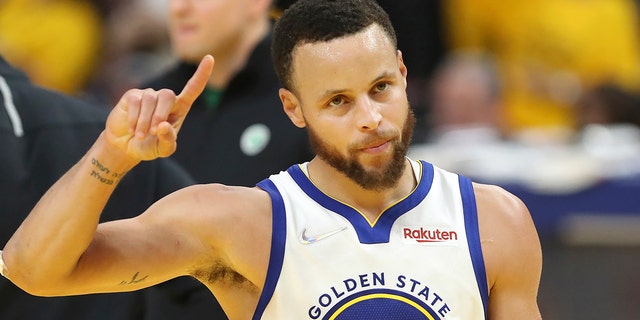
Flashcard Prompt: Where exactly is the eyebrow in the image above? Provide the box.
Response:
[317,71,396,100]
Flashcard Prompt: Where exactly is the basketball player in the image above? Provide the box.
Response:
[1,0,542,319]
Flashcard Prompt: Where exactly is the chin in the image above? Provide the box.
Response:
[359,150,395,167]
[172,46,203,63]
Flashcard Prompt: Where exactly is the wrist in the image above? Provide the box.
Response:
[86,133,141,184]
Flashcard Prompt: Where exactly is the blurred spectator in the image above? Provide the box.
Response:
[135,0,313,319]
[142,0,312,185]
[574,83,640,175]
[575,83,640,129]
[0,0,103,95]
[87,0,173,105]
[443,0,640,141]
[426,50,504,145]
[0,55,195,320]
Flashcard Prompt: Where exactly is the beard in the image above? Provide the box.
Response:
[307,107,416,191]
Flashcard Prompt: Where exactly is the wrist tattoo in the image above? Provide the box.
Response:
[90,157,126,185]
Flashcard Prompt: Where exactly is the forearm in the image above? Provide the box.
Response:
[2,133,139,291]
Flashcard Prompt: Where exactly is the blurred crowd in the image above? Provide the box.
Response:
[3,0,640,185]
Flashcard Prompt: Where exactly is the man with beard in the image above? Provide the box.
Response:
[1,0,542,319]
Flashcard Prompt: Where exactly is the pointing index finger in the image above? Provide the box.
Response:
[176,55,215,108]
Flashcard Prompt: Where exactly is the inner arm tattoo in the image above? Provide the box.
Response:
[119,272,149,286]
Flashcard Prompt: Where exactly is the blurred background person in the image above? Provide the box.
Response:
[426,50,504,146]
[442,0,640,144]
[409,50,516,187]
[132,0,314,319]
[88,0,174,105]
[575,83,640,129]
[574,83,640,178]
[141,0,312,185]
[0,55,195,320]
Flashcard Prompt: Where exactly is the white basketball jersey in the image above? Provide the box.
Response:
[253,159,488,320]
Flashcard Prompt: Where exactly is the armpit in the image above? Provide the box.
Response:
[192,261,251,288]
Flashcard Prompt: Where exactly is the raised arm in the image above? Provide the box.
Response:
[1,56,214,296]
[474,183,543,320]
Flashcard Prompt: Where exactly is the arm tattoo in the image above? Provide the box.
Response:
[119,272,149,286]
[90,157,126,185]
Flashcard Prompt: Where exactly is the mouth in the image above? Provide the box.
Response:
[173,23,198,37]
[359,140,391,154]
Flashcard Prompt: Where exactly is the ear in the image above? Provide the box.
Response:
[279,88,306,128]
[397,50,408,88]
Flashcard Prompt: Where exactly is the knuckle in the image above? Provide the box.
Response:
[141,90,157,102]
[125,88,142,96]
[158,88,176,98]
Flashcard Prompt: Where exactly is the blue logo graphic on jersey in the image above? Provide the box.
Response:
[322,289,441,320]
[307,272,451,319]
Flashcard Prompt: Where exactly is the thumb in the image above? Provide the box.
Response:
[155,121,178,157]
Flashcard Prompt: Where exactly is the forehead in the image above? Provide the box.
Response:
[290,24,398,97]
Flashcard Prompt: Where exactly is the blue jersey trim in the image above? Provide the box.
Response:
[459,175,489,318]
[286,161,434,244]
[252,178,287,320]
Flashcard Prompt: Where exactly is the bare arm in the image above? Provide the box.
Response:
[474,183,543,320]
[1,56,214,296]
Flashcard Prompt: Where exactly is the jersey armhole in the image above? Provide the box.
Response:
[459,175,489,318]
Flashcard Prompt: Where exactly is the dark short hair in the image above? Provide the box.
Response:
[271,0,397,91]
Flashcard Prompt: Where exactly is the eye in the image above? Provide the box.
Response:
[374,82,390,93]
[328,95,346,107]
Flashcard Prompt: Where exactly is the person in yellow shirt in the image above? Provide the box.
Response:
[0,0,102,95]
[443,0,640,140]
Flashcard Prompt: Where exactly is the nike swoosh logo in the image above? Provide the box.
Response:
[299,227,347,245]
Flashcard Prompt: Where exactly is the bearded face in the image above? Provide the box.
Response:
[307,107,416,191]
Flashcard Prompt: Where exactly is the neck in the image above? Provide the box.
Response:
[207,17,270,89]
[307,157,416,223]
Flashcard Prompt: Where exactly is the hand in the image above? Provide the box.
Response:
[105,55,214,161]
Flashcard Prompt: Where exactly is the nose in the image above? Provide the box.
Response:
[169,0,188,15]
[355,96,382,131]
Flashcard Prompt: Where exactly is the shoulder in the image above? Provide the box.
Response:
[11,82,107,128]
[472,182,538,251]
[473,183,530,225]
[472,183,542,289]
